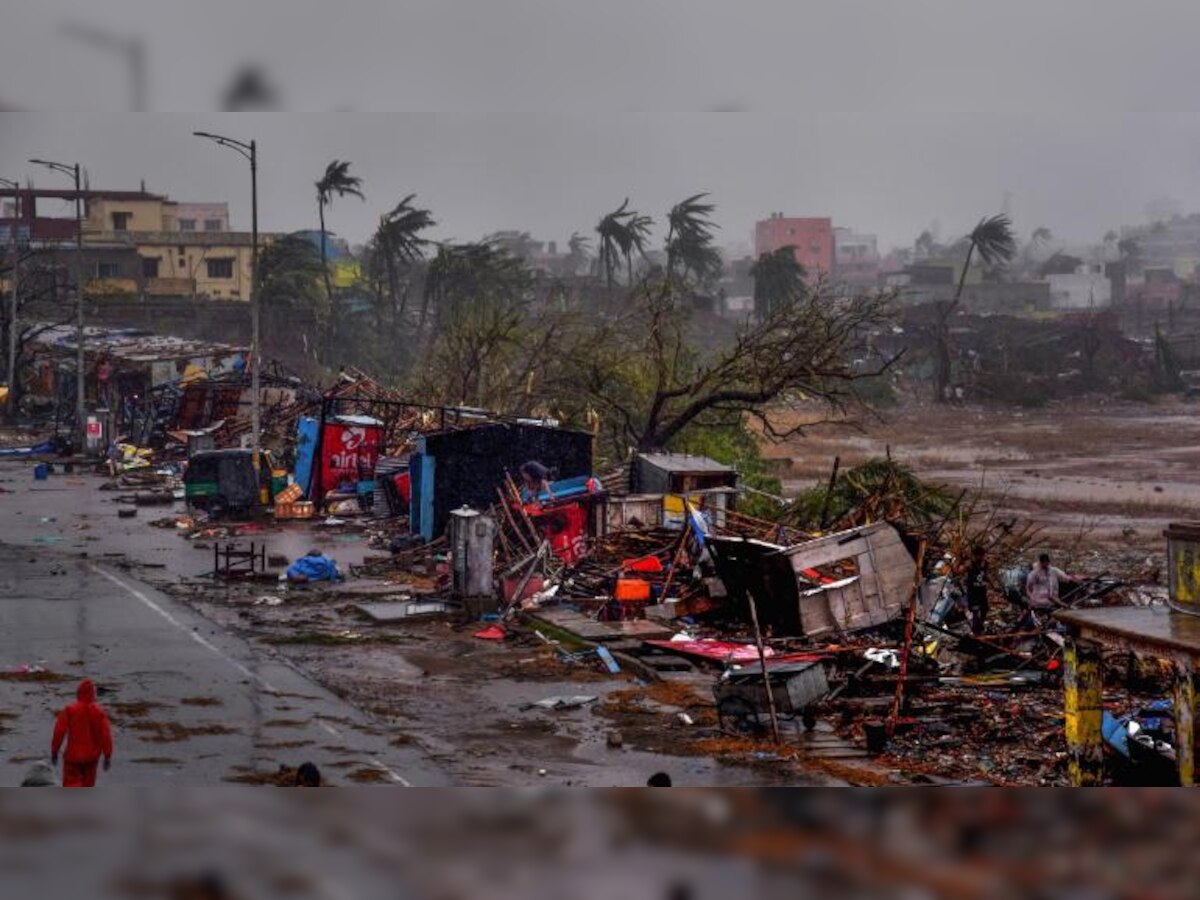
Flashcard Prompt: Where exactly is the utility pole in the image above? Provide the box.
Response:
[1,179,19,421]
[194,131,260,465]
[29,159,87,453]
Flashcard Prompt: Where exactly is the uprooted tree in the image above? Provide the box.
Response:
[557,275,898,458]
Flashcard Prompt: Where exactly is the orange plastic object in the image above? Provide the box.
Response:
[614,578,652,602]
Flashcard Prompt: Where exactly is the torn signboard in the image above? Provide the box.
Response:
[708,522,916,638]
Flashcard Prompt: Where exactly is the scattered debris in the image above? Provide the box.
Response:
[525,695,598,711]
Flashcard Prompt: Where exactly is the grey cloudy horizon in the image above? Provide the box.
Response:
[5,112,1200,255]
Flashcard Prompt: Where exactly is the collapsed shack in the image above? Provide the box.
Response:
[22,324,250,447]
[147,363,317,453]
[708,522,917,639]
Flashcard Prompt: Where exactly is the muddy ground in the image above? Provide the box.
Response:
[769,397,1199,576]
[168,577,846,786]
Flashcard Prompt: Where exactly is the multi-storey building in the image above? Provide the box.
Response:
[754,214,834,280]
[0,186,257,300]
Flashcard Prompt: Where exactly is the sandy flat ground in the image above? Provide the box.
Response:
[766,397,1200,567]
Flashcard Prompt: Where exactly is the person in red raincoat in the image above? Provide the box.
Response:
[51,679,113,787]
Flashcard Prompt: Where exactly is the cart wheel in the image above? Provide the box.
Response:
[717,696,760,735]
[802,710,818,732]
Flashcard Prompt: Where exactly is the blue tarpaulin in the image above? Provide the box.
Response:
[294,416,319,498]
[1102,710,1131,758]
[286,553,341,582]
[0,441,54,458]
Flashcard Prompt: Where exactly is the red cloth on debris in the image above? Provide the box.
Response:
[644,639,776,663]
[473,624,507,641]
[622,555,664,573]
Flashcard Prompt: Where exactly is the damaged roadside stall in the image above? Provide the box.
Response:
[408,421,594,542]
[313,414,384,515]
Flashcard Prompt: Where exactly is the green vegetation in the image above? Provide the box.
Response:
[787,458,958,531]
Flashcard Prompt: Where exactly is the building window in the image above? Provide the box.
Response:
[111,211,132,231]
[207,258,234,279]
[142,257,160,278]
[179,219,196,231]
[97,262,121,278]
[204,219,223,232]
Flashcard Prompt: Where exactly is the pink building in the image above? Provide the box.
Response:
[754,214,834,279]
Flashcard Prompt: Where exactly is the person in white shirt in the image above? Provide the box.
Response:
[1026,553,1070,610]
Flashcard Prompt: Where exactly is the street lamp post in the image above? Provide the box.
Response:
[1,178,20,421]
[29,159,86,453]
[194,131,260,464]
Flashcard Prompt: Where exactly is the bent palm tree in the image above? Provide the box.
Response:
[375,194,435,320]
[666,193,722,286]
[596,200,631,291]
[624,212,652,285]
[596,200,654,291]
[315,160,365,304]
[934,214,1016,402]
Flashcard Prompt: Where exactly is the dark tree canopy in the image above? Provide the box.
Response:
[751,246,808,319]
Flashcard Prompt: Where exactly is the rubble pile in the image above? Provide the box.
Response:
[11,350,1185,787]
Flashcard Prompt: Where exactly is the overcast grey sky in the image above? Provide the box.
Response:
[4,2,1200,251]
[6,112,1200,253]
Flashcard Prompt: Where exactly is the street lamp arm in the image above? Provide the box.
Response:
[28,159,77,177]
[193,132,254,162]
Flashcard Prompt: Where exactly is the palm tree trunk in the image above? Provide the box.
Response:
[935,243,976,403]
[318,199,333,305]
[950,244,976,314]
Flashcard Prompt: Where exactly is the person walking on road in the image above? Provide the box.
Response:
[50,678,113,787]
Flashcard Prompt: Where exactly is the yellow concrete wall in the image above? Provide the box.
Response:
[136,243,254,300]
[85,198,170,233]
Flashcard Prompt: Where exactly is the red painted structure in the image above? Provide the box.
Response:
[754,215,834,280]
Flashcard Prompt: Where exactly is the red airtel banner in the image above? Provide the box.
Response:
[318,420,383,500]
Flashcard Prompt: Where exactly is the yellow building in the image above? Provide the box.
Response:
[81,191,263,300]
[85,195,175,233]
[133,233,260,300]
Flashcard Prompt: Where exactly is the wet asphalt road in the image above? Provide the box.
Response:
[0,547,451,786]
